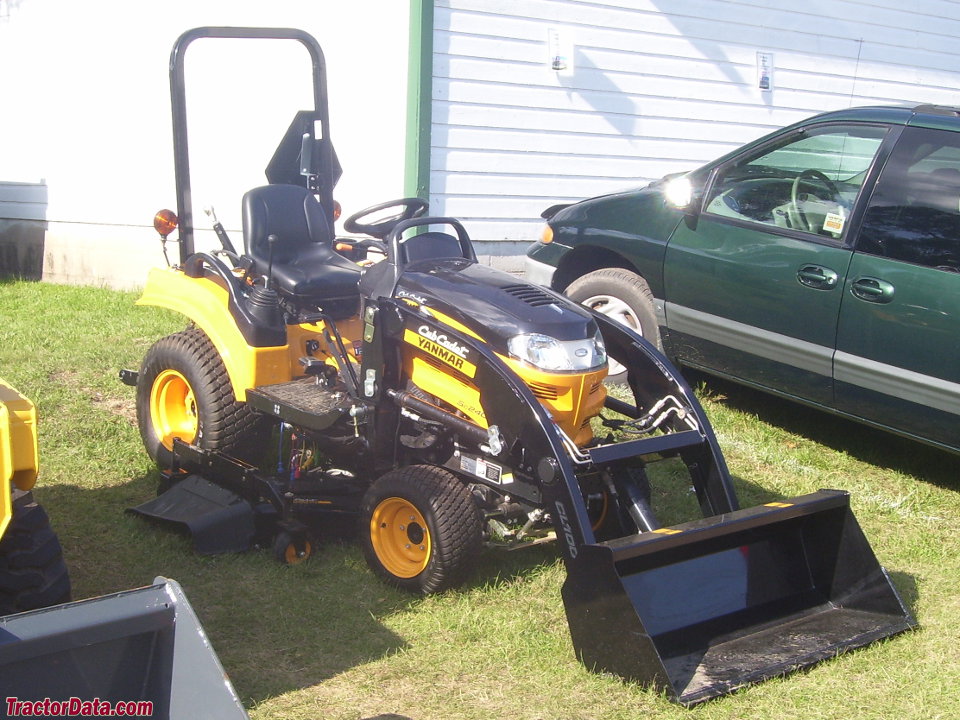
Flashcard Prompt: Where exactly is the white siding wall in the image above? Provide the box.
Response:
[0,0,409,288]
[432,0,960,266]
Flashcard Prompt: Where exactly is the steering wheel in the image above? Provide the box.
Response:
[790,169,842,232]
[343,198,429,239]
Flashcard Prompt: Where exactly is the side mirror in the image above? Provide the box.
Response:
[663,176,695,210]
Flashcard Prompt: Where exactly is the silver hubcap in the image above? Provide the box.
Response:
[581,293,641,377]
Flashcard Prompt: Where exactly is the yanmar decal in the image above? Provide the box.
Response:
[403,325,477,377]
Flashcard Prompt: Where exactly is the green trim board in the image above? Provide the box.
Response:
[405,0,433,200]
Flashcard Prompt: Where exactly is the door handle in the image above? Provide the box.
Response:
[797,265,839,290]
[850,277,895,303]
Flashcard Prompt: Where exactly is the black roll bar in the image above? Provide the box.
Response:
[168,27,333,264]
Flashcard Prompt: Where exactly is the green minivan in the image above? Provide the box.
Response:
[526,105,960,453]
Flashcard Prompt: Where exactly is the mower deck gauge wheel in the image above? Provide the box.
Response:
[273,531,315,565]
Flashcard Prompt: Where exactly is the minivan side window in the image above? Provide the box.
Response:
[858,126,960,272]
[704,125,887,240]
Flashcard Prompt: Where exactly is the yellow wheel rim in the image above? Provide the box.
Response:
[149,369,198,451]
[284,539,312,565]
[370,497,431,578]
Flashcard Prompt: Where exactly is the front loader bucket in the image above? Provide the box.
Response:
[561,490,915,705]
[0,577,248,719]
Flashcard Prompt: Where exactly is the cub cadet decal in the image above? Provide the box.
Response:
[396,289,427,305]
[403,326,477,378]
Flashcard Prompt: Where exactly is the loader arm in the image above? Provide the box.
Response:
[375,298,738,563]
[374,300,915,705]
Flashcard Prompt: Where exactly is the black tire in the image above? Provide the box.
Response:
[565,268,662,383]
[136,328,266,467]
[0,493,71,614]
[360,465,483,594]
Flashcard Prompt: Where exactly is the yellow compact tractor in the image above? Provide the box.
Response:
[123,27,916,705]
[0,378,70,615]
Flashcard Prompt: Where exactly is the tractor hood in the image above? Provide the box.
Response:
[395,260,601,349]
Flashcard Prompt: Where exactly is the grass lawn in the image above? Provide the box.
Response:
[1,278,958,720]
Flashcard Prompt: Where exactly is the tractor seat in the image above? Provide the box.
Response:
[242,184,360,316]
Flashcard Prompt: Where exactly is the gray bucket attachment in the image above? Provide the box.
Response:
[561,489,916,705]
[0,577,248,718]
[128,474,255,554]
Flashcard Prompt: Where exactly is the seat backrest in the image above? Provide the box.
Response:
[242,184,333,264]
[399,231,468,264]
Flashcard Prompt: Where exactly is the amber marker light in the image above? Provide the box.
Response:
[539,224,554,244]
[153,209,179,238]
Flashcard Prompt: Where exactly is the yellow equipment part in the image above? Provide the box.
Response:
[420,300,609,444]
[402,318,608,444]
[1,379,39,539]
[501,356,608,446]
[138,268,363,400]
[138,268,289,400]
[406,354,488,426]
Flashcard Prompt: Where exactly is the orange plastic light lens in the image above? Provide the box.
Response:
[332,200,342,221]
[539,224,554,244]
[154,209,179,238]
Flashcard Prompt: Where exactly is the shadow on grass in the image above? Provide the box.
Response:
[35,474,418,706]
[33,425,923,711]
[39,467,626,707]
[686,370,960,491]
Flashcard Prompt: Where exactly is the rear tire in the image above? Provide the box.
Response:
[0,493,71,614]
[566,268,661,383]
[360,465,482,594]
[136,328,266,468]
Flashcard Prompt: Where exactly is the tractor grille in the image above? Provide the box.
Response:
[422,354,472,385]
[527,381,559,400]
[501,284,558,307]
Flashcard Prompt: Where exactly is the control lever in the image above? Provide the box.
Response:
[266,234,278,289]
[203,205,238,257]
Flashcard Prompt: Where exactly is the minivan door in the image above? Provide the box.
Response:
[836,125,960,450]
[664,124,888,406]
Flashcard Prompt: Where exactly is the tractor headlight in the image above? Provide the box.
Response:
[508,330,606,372]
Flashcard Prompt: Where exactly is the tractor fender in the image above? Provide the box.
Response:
[137,267,292,401]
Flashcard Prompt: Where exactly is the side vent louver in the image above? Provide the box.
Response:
[502,284,558,307]
[527,381,560,400]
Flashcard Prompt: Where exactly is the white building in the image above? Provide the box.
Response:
[3,0,960,286]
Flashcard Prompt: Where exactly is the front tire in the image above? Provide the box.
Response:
[136,328,265,467]
[565,268,662,383]
[0,493,71,614]
[360,465,482,594]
